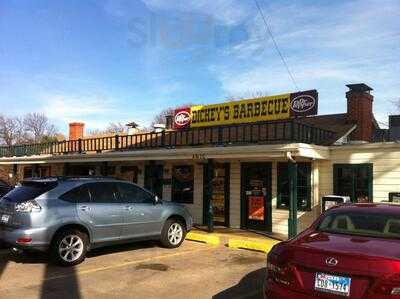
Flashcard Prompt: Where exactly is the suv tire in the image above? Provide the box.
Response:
[51,229,89,266]
[160,219,186,248]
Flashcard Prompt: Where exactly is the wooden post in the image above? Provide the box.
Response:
[205,159,214,233]
[288,161,298,238]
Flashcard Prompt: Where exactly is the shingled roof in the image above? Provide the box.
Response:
[297,113,356,143]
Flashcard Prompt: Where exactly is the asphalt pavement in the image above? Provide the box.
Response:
[0,240,267,299]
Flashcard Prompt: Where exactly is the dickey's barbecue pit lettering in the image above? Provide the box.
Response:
[173,90,318,129]
[190,94,291,127]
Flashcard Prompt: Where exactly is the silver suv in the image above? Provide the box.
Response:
[0,177,193,266]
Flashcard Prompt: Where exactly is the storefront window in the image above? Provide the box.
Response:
[172,165,194,204]
[23,167,33,178]
[120,166,138,183]
[277,162,311,211]
[333,164,373,203]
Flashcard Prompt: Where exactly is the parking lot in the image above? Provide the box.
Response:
[0,240,266,299]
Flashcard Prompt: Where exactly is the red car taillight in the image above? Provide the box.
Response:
[16,237,32,244]
[266,253,294,286]
[372,274,400,297]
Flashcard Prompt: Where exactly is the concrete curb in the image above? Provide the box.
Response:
[228,238,280,254]
[186,232,220,245]
[186,230,280,254]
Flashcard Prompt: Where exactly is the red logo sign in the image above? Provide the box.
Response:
[174,108,191,129]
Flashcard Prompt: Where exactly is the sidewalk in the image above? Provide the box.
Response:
[187,226,283,254]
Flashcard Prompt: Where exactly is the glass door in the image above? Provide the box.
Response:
[212,164,230,226]
[241,162,272,231]
[203,163,230,227]
[144,164,164,199]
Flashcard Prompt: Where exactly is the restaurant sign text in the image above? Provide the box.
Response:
[174,90,318,129]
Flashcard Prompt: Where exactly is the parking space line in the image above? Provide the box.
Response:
[42,246,213,283]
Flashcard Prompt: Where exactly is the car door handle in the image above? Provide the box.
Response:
[123,206,134,211]
[79,205,90,212]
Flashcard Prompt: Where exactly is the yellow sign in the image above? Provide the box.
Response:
[190,93,291,128]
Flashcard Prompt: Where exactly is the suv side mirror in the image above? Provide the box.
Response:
[154,195,161,204]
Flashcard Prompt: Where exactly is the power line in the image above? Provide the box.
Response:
[254,0,299,91]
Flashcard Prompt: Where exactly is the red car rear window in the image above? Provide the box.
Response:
[318,211,400,239]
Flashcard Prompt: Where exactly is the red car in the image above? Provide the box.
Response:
[264,203,400,299]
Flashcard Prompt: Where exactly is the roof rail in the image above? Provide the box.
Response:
[23,176,119,181]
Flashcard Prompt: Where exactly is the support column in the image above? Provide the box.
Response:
[63,163,69,176]
[288,161,298,238]
[32,164,39,177]
[205,159,214,232]
[12,164,17,185]
[102,161,108,176]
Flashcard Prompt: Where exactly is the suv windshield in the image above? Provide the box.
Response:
[2,181,58,203]
[318,211,400,239]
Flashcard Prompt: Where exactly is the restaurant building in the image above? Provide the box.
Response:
[0,83,399,238]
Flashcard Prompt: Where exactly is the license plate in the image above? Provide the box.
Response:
[0,214,10,224]
[315,272,351,297]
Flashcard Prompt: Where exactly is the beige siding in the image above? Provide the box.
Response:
[0,164,13,184]
[319,160,333,198]
[229,161,241,228]
[162,162,172,201]
[319,145,400,203]
[137,162,145,187]
[50,164,64,176]
[181,163,203,224]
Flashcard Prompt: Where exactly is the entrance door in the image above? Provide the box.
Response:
[203,163,230,227]
[144,164,164,199]
[241,162,272,231]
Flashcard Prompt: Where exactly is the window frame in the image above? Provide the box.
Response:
[59,184,91,204]
[171,164,194,204]
[277,162,312,211]
[86,182,120,204]
[115,182,155,204]
[333,163,373,203]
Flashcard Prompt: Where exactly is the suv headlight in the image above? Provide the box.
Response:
[15,200,41,213]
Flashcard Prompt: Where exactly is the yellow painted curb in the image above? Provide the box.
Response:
[186,232,220,245]
[228,238,280,253]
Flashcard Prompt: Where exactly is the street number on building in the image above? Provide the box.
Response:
[192,153,207,160]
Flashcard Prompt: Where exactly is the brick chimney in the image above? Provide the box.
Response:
[69,122,85,140]
[346,83,374,142]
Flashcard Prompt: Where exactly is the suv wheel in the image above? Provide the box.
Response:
[52,229,88,266]
[160,219,186,248]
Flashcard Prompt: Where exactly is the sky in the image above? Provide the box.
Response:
[0,0,399,134]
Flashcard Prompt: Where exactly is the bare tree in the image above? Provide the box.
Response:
[225,90,269,102]
[105,122,126,134]
[393,98,400,112]
[0,115,25,146]
[151,103,193,127]
[87,122,127,137]
[23,113,57,143]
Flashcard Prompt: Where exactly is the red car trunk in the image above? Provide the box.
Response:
[266,204,400,299]
[287,233,400,298]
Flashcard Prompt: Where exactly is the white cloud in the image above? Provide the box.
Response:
[39,94,121,130]
[141,0,252,26]
[211,0,399,116]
